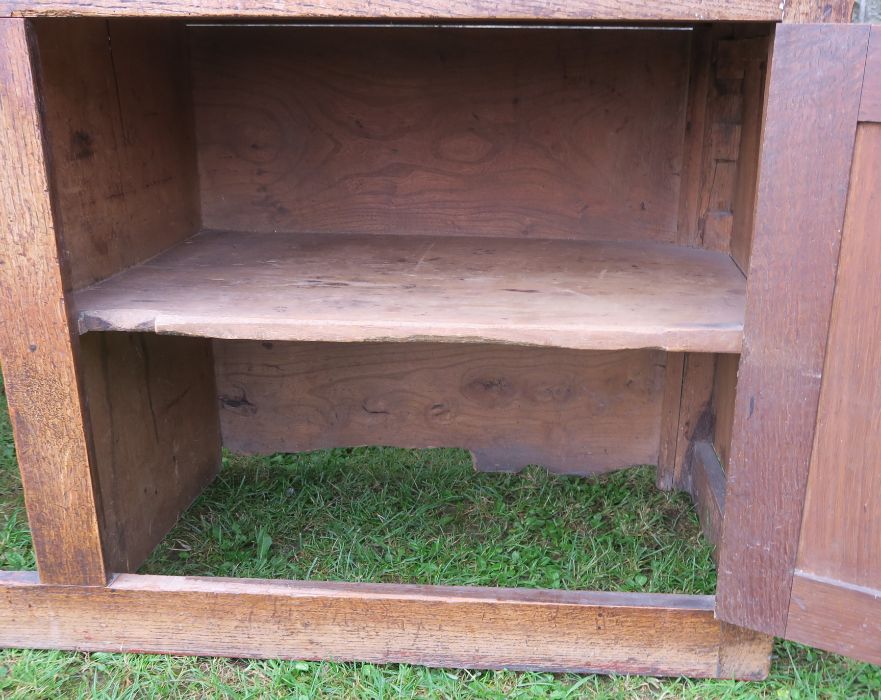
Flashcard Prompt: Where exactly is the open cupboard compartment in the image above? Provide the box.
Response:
[14,17,779,676]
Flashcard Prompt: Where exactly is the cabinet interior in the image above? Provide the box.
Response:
[31,17,772,573]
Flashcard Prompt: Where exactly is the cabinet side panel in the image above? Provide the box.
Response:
[80,333,221,573]
[215,342,664,475]
[32,18,199,290]
[193,27,688,244]
[31,19,217,571]
[716,24,870,636]
[0,19,107,585]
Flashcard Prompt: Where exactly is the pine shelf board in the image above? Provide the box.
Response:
[73,230,746,352]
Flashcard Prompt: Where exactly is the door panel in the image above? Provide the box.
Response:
[719,24,881,664]
[716,23,871,637]
[786,121,881,665]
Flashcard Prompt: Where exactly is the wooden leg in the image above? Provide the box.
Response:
[0,572,772,679]
[0,19,106,586]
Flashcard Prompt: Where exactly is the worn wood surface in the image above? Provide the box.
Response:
[794,125,881,590]
[74,231,747,352]
[192,27,688,245]
[859,28,881,123]
[0,19,107,586]
[215,342,664,474]
[688,441,726,557]
[783,0,856,21]
[0,572,772,678]
[719,622,773,680]
[787,573,881,666]
[79,333,221,572]
[716,24,871,637]
[0,1,782,21]
[33,19,200,290]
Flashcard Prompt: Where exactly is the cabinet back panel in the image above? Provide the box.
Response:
[192,26,689,242]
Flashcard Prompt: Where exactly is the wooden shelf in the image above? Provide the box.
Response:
[73,231,746,352]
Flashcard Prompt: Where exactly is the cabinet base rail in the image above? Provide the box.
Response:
[0,571,771,679]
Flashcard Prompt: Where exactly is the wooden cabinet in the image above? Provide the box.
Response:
[0,0,877,678]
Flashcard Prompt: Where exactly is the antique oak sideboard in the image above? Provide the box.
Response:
[0,0,878,679]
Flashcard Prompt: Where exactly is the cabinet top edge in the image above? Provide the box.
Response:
[0,0,784,23]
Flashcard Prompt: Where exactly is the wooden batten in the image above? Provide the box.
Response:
[0,572,773,679]
[787,574,881,666]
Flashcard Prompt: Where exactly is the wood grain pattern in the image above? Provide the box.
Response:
[795,125,881,591]
[0,0,782,22]
[783,0,856,21]
[79,333,221,572]
[192,26,688,244]
[718,622,773,680]
[32,19,200,290]
[73,231,747,352]
[787,573,881,666]
[656,352,685,489]
[859,28,881,123]
[716,24,871,637]
[215,341,664,475]
[0,572,772,678]
[0,19,107,586]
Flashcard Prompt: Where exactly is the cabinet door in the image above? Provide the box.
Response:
[717,23,881,665]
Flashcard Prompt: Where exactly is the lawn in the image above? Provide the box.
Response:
[0,381,878,698]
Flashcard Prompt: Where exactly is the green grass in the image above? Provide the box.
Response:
[0,382,879,698]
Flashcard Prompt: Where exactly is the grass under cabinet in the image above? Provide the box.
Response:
[0,381,878,698]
